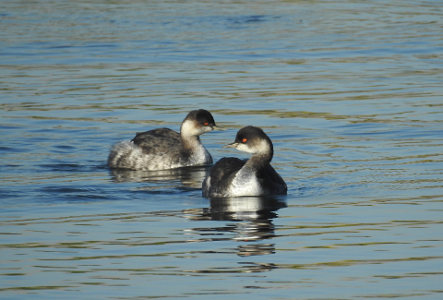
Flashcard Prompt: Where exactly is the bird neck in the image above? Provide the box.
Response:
[181,134,201,151]
[245,152,273,170]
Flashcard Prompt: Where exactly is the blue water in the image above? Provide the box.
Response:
[1,0,443,299]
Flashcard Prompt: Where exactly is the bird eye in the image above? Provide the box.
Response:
[241,138,248,143]
[203,122,209,126]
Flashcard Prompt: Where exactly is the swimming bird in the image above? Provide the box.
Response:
[202,126,287,198]
[108,109,216,171]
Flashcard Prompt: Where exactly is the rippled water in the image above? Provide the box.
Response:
[1,0,443,299]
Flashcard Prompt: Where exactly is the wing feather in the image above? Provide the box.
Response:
[131,128,181,156]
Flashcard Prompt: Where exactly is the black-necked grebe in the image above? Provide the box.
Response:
[202,126,287,198]
[108,109,216,171]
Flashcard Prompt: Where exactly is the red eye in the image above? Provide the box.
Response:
[241,138,247,143]
[203,122,209,126]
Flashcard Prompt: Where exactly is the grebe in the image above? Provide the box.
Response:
[203,126,287,198]
[108,109,216,171]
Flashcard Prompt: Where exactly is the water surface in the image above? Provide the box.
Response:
[1,0,442,299]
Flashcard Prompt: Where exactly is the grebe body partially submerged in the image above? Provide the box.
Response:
[203,126,287,198]
[108,109,216,171]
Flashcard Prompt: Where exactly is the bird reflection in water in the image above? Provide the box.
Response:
[187,196,286,257]
[109,165,209,190]
[209,196,286,221]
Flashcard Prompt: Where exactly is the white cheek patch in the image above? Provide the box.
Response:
[236,143,254,153]
[254,139,271,155]
[236,140,270,154]
[181,120,211,136]
[181,120,200,136]
[202,126,214,133]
